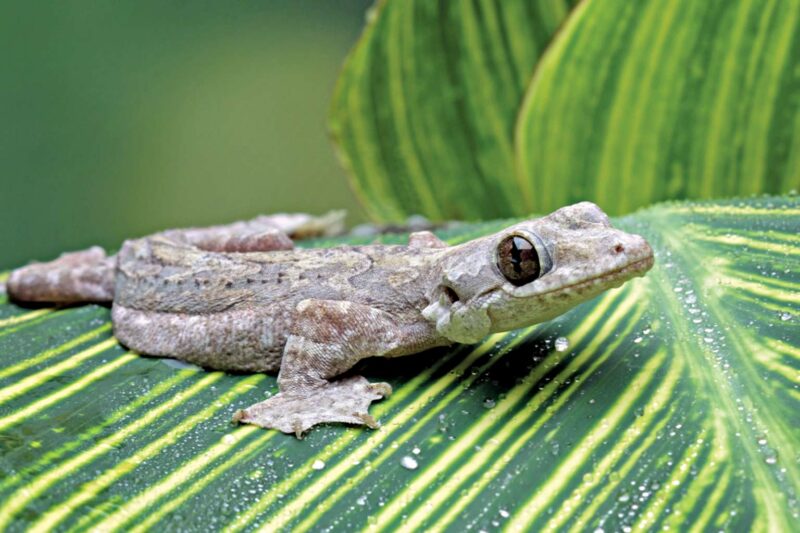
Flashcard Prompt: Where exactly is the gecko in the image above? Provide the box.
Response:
[6,202,654,437]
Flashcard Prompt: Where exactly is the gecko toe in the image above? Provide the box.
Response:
[368,382,392,398]
[355,413,380,429]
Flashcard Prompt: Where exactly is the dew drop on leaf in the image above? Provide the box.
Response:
[401,456,418,470]
[312,459,325,470]
[554,337,569,352]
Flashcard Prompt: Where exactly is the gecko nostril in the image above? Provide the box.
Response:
[613,243,625,254]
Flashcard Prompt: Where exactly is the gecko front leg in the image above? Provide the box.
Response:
[233,299,433,437]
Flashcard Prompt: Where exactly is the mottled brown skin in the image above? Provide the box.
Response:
[6,203,654,437]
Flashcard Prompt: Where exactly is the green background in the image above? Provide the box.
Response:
[0,0,371,270]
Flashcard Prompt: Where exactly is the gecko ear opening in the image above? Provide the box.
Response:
[442,285,460,303]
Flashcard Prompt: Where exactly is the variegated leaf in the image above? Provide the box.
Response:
[0,197,797,531]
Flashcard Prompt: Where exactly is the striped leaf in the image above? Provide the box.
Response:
[329,0,574,221]
[331,0,800,221]
[516,0,800,215]
[0,196,798,531]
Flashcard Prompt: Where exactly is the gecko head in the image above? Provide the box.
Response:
[422,202,654,343]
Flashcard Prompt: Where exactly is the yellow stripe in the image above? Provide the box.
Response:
[730,269,800,293]
[0,308,52,329]
[713,273,800,304]
[545,354,683,531]
[0,371,194,494]
[29,374,261,532]
[595,0,681,211]
[689,466,732,533]
[384,2,441,218]
[226,334,506,532]
[738,0,782,193]
[0,337,118,404]
[698,1,752,197]
[0,373,224,531]
[765,338,800,360]
[505,348,667,531]
[668,204,800,217]
[129,431,275,532]
[569,405,679,531]
[0,323,112,381]
[691,232,798,256]
[664,417,729,531]
[740,228,800,246]
[377,288,637,530]
[731,291,800,317]
[0,271,8,282]
[0,353,136,432]
[88,427,265,531]
[631,426,711,530]
[752,341,800,385]
[284,330,539,533]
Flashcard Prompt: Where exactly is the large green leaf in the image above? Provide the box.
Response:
[516,0,800,215]
[0,197,797,530]
[332,0,800,221]
[329,0,574,221]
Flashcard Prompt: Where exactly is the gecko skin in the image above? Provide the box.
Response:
[7,203,654,437]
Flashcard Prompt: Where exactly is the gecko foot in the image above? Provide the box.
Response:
[233,376,392,437]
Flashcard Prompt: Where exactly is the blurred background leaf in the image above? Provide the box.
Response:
[331,0,800,221]
[330,0,576,221]
[0,0,371,270]
[516,0,800,215]
[1,197,797,531]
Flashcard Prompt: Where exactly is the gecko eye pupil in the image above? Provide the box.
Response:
[497,236,541,286]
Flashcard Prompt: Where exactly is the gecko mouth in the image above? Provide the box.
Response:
[510,254,655,298]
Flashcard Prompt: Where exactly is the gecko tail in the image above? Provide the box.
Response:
[7,246,115,304]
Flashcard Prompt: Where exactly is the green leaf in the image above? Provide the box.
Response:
[516,0,800,215]
[329,0,574,221]
[0,196,797,530]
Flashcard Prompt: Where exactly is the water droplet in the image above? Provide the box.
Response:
[312,459,325,470]
[483,398,496,409]
[356,495,367,506]
[555,337,569,352]
[499,509,510,518]
[780,312,792,322]
[412,447,421,455]
[633,337,643,344]
[401,456,418,470]
[222,434,235,445]
[765,455,778,465]
[618,492,631,503]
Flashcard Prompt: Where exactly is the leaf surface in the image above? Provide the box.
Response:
[331,0,800,220]
[0,197,797,531]
[329,0,574,220]
[516,0,800,214]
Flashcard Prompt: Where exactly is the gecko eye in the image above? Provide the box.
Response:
[497,235,541,286]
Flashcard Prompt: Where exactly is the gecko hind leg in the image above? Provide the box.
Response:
[233,375,391,437]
